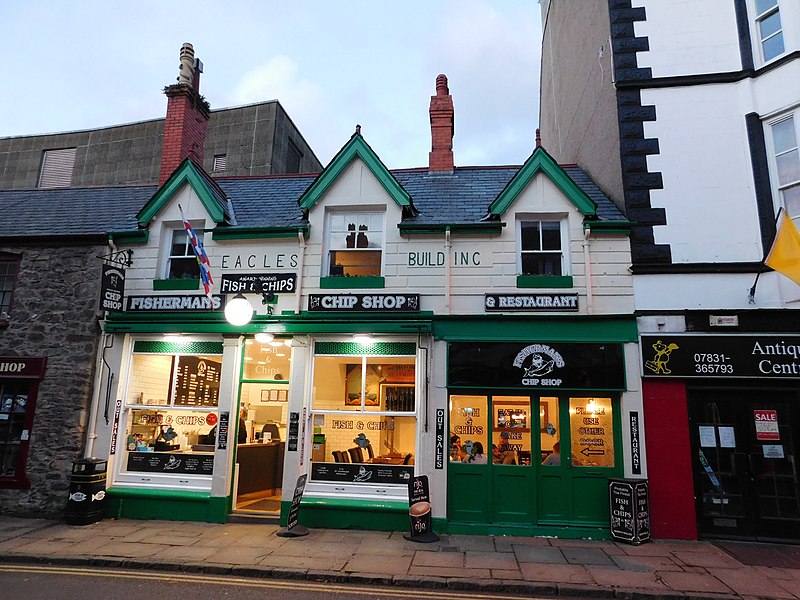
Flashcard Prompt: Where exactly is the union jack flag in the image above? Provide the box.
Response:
[178,205,214,300]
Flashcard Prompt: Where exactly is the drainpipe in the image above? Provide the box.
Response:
[583,226,593,314]
[294,230,306,314]
[85,332,112,457]
[445,227,452,315]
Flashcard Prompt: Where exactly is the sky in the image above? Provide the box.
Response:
[0,1,542,170]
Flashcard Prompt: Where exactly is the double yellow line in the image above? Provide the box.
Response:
[0,564,530,599]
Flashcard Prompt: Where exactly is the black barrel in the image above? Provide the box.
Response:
[65,458,107,525]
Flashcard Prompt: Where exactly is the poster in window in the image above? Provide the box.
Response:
[345,364,382,406]
[173,356,221,407]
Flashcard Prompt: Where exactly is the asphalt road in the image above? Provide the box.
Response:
[0,564,563,600]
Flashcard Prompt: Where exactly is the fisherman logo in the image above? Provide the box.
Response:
[513,344,565,387]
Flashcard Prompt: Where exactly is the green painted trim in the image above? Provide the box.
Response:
[108,230,149,244]
[320,276,385,289]
[489,147,596,217]
[153,278,200,291]
[103,312,434,335]
[105,487,227,523]
[212,226,309,241]
[433,317,638,343]
[285,497,408,531]
[398,222,504,235]
[585,220,633,234]
[443,520,610,539]
[516,275,574,289]
[314,341,417,356]
[133,340,223,354]
[137,160,226,226]
[298,134,411,210]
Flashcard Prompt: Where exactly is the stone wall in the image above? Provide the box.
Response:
[0,244,103,516]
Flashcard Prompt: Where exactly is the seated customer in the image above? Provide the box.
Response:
[542,441,561,466]
[462,441,487,464]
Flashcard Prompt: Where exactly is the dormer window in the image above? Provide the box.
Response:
[167,229,201,280]
[325,211,384,277]
[519,219,566,276]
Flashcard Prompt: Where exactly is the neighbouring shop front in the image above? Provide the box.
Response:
[641,334,800,543]
[446,340,626,537]
[0,356,46,489]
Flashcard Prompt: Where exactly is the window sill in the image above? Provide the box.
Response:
[153,279,200,291]
[517,275,573,289]
[320,276,385,289]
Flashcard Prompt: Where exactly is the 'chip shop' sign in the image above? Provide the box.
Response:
[308,294,420,312]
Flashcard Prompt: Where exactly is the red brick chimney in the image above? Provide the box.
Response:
[159,43,210,185]
[429,74,454,172]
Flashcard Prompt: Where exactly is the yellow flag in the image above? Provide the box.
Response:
[765,211,800,286]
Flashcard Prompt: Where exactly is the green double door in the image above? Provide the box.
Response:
[447,392,622,530]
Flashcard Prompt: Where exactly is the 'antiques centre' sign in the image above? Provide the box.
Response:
[641,335,800,379]
[220,273,296,294]
[485,293,579,312]
[127,295,223,312]
[309,294,420,312]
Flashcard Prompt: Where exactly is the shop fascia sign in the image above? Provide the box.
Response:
[641,334,800,379]
[308,293,420,312]
[220,273,296,294]
[126,295,223,312]
[485,293,579,312]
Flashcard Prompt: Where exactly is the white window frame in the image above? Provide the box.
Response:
[304,341,422,502]
[517,216,569,277]
[767,112,800,217]
[112,342,223,490]
[165,227,202,280]
[752,0,785,63]
[323,209,385,277]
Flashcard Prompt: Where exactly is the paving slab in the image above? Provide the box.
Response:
[408,565,492,578]
[412,549,464,568]
[513,543,567,563]
[519,562,595,584]
[612,553,686,572]
[658,570,736,595]
[562,545,617,566]
[344,553,412,575]
[588,565,671,590]
[714,567,799,599]
[465,549,520,570]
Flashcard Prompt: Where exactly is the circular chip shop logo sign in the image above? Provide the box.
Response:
[513,344,565,387]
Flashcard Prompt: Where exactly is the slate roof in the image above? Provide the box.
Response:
[0,165,626,239]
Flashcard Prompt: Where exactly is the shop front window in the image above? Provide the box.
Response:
[539,396,560,466]
[116,341,222,486]
[309,342,417,489]
[569,396,615,468]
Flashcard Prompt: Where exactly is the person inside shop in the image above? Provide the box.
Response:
[238,407,248,444]
[494,432,518,464]
[542,441,561,466]
[450,434,467,461]
[463,441,487,464]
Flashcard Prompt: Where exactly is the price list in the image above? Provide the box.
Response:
[174,356,221,407]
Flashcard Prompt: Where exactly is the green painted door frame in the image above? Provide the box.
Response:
[447,390,623,535]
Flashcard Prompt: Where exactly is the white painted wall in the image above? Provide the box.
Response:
[632,0,741,77]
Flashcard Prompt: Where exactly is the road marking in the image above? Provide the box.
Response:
[0,564,532,599]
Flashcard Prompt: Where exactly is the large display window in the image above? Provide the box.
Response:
[114,341,223,488]
[308,341,417,491]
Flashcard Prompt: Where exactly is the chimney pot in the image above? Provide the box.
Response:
[429,74,454,172]
[535,128,541,148]
[160,43,210,185]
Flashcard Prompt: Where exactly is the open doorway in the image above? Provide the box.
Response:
[233,337,291,516]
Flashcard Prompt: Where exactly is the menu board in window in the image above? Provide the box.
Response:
[173,356,221,407]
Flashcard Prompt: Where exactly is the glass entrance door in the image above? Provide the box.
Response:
[689,387,800,541]
[448,392,621,530]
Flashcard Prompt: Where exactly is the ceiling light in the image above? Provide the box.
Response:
[353,334,374,345]
[254,332,274,343]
